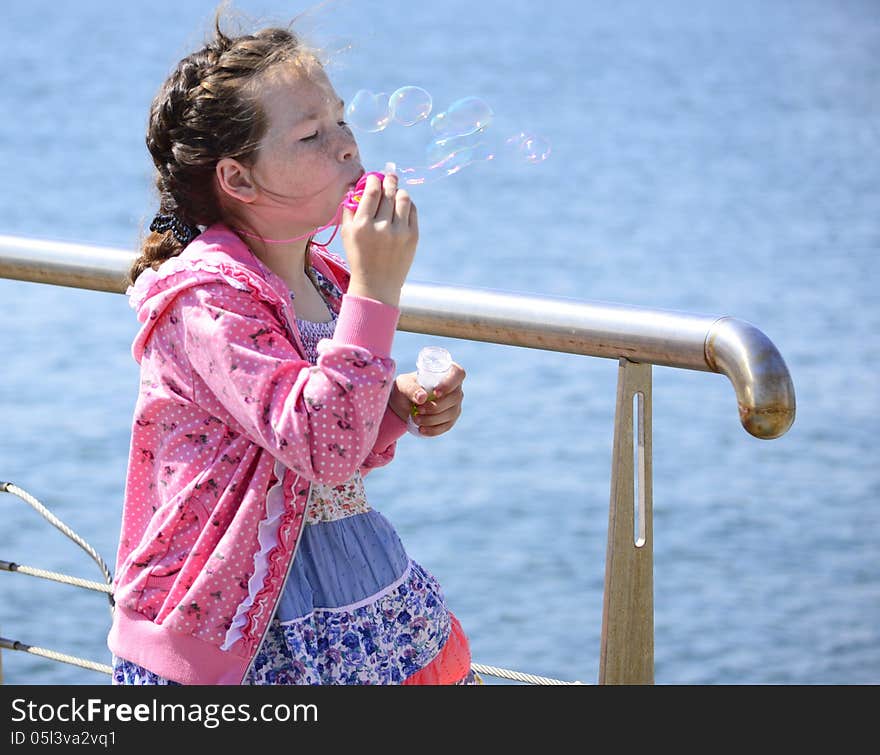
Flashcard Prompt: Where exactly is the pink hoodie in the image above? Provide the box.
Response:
[107,224,408,684]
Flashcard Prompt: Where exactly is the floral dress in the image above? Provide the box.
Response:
[113,269,477,686]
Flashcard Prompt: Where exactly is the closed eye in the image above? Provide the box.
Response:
[300,131,319,142]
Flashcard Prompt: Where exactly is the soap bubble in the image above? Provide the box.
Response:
[346,89,391,132]
[427,144,474,176]
[425,131,493,171]
[429,96,494,137]
[389,86,433,126]
[396,166,429,185]
[504,131,552,164]
[346,84,548,187]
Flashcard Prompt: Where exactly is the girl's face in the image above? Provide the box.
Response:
[248,62,363,232]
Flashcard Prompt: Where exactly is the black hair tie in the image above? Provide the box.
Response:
[149,212,199,245]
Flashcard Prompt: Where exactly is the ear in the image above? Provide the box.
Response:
[215,157,258,204]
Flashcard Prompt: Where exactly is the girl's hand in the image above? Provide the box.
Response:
[341,172,418,308]
[389,363,467,437]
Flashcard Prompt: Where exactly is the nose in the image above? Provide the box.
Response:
[338,129,358,163]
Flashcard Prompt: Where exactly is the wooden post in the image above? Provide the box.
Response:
[599,358,654,684]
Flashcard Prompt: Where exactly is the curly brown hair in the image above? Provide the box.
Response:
[130,13,317,283]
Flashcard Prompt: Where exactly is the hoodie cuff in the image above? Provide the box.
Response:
[373,405,409,452]
[333,294,400,358]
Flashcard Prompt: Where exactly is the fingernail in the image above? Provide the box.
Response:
[415,390,427,404]
[384,161,398,176]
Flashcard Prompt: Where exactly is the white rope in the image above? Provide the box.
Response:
[0,561,112,593]
[1,638,112,676]
[471,663,585,685]
[1,482,113,608]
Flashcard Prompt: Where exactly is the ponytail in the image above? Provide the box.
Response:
[129,199,201,285]
[129,228,187,285]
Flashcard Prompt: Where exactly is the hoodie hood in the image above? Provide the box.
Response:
[127,223,351,363]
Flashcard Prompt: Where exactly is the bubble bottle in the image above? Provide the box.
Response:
[407,346,453,437]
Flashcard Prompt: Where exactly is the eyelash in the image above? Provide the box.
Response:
[300,121,350,143]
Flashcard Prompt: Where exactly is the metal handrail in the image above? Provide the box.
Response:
[0,234,795,438]
[0,233,796,685]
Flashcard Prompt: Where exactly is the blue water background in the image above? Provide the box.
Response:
[0,0,877,684]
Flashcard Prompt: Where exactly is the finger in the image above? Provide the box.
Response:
[396,372,428,405]
[417,388,463,416]
[354,173,383,218]
[408,199,419,231]
[414,404,462,433]
[376,172,398,221]
[429,363,466,399]
[393,188,413,225]
[417,423,451,437]
[341,203,356,226]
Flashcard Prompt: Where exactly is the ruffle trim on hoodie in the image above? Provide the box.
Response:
[221,458,291,651]
[127,256,253,314]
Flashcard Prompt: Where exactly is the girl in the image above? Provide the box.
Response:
[107,17,475,685]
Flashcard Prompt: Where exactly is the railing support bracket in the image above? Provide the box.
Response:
[599,358,654,684]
